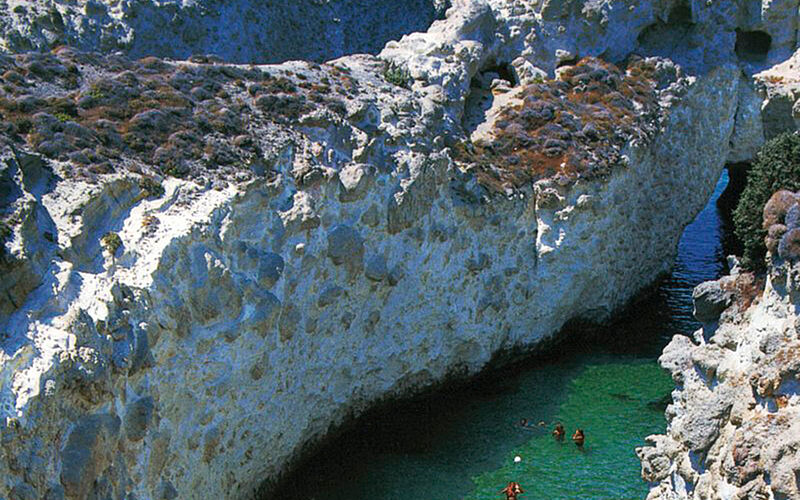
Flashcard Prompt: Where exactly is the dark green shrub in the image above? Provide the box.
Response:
[0,221,11,257]
[733,132,800,270]
[138,176,165,198]
[101,231,122,255]
[383,62,410,88]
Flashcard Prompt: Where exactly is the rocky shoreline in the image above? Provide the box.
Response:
[638,189,800,499]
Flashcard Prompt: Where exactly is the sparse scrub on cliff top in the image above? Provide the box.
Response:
[452,57,660,192]
[733,132,800,271]
[138,176,165,199]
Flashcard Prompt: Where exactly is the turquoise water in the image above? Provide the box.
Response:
[270,171,731,500]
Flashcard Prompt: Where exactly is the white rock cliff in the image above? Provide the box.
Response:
[0,0,798,499]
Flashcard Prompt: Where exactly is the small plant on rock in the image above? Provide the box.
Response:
[88,83,106,100]
[138,176,165,199]
[733,132,800,271]
[383,62,411,88]
[101,231,122,256]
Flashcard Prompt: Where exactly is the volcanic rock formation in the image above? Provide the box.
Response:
[638,189,800,500]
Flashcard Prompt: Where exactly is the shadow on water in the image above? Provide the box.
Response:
[265,170,736,500]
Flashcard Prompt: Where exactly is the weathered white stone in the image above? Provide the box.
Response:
[640,243,800,499]
[0,1,798,499]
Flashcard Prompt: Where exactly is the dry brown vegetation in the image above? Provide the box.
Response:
[453,57,661,192]
[0,47,352,180]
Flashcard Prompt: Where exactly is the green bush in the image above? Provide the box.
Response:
[733,132,800,270]
[139,176,165,199]
[383,62,411,88]
[101,231,122,256]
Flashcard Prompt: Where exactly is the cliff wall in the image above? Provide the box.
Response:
[0,1,797,498]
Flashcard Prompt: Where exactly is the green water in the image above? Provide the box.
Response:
[271,172,731,500]
[464,361,673,500]
[284,354,673,500]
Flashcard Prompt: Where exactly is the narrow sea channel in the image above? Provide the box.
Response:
[273,171,732,500]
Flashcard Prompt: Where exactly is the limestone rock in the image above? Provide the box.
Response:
[60,414,121,499]
[327,225,364,270]
[692,280,733,323]
[256,252,285,289]
[0,0,796,499]
[339,163,374,203]
[365,255,388,282]
[642,198,800,499]
[124,396,154,442]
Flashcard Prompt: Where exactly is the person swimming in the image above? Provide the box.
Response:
[572,428,585,447]
[519,418,529,427]
[500,481,524,500]
[552,423,565,440]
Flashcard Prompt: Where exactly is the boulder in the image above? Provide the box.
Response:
[327,225,364,270]
[692,280,733,323]
[124,396,154,442]
[60,413,121,499]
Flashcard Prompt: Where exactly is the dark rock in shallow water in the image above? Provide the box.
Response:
[647,393,672,412]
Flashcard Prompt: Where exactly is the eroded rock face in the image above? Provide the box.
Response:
[638,192,800,500]
[0,1,797,499]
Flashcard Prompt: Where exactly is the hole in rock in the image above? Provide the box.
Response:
[125,0,449,64]
[555,53,580,68]
[735,30,772,62]
[461,61,518,138]
[636,1,694,61]
[717,163,748,257]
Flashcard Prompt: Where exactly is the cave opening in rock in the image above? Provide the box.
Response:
[636,0,694,61]
[735,30,772,62]
[125,0,449,64]
[480,62,518,87]
[461,61,519,137]
[666,1,693,26]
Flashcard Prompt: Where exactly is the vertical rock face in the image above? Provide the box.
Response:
[638,191,800,500]
[0,1,797,499]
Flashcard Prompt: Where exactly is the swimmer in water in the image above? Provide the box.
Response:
[552,423,565,440]
[500,481,524,500]
[519,418,529,427]
[572,428,585,447]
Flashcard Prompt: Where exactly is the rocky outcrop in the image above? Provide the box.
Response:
[0,1,798,499]
[638,189,800,500]
[0,0,449,64]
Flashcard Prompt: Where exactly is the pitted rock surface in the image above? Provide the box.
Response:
[0,1,798,499]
